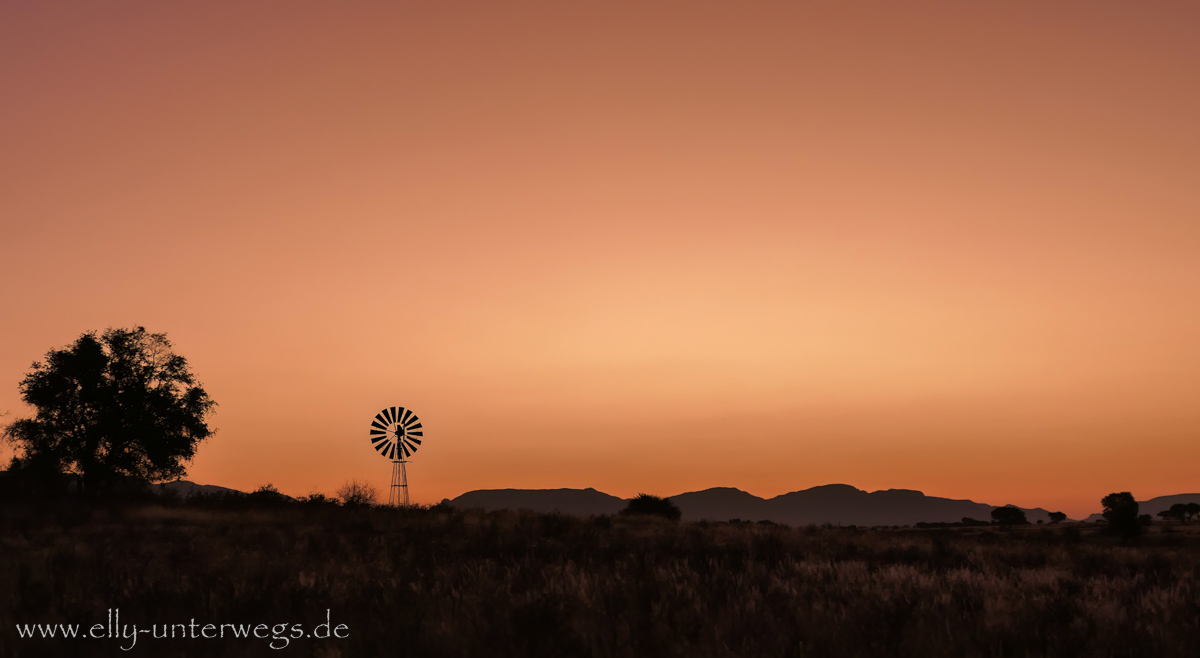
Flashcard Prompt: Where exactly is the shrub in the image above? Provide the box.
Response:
[247,483,290,507]
[619,493,681,521]
[337,479,379,506]
[298,492,338,506]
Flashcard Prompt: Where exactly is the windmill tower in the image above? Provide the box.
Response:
[368,406,424,506]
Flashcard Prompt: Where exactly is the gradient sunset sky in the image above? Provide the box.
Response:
[2,1,1198,517]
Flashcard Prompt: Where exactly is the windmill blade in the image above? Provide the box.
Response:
[368,407,425,468]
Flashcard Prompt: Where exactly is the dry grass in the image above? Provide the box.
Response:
[1,500,1198,657]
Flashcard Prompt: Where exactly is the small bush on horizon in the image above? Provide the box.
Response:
[337,479,379,507]
[298,492,339,506]
[619,493,681,521]
[248,483,289,506]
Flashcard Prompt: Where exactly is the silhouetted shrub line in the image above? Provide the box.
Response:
[619,493,682,521]
[3,496,1200,657]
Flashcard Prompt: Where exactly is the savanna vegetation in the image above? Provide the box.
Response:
[2,493,1198,658]
[2,330,1196,656]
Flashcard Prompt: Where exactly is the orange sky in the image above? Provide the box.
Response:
[2,1,1198,518]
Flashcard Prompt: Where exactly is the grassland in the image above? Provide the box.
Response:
[1,498,1198,657]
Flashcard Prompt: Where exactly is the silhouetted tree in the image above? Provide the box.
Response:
[1186,503,1200,522]
[337,479,379,506]
[1160,504,1188,522]
[1101,492,1140,539]
[2,327,215,495]
[990,506,1028,527]
[1048,511,1067,524]
[620,493,682,521]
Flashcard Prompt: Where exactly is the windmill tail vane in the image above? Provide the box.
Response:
[368,406,424,506]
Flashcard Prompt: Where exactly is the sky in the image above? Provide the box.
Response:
[1,1,1198,518]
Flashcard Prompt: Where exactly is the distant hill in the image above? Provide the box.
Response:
[0,474,250,499]
[449,484,1067,526]
[668,485,958,525]
[156,480,246,498]
[668,487,769,522]
[1084,493,1200,523]
[679,484,1061,526]
[449,488,625,516]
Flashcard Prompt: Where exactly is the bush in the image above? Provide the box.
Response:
[337,479,379,506]
[619,493,681,521]
[249,483,288,502]
[298,492,339,506]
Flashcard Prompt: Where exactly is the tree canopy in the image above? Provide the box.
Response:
[2,327,216,494]
[1159,503,1200,523]
[990,506,1028,527]
[1101,492,1140,539]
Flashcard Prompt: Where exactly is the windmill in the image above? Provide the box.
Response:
[368,406,424,506]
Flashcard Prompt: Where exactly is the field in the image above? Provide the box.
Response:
[1,499,1198,657]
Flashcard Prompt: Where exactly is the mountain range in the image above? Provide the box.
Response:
[133,480,1200,526]
[449,484,1067,526]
